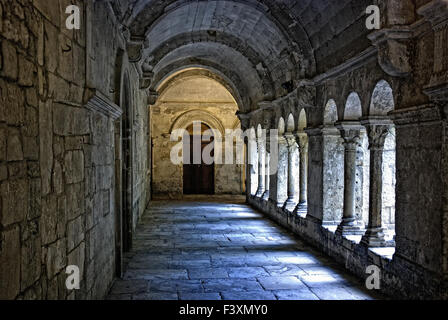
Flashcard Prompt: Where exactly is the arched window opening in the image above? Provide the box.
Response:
[361,80,396,249]
[322,100,344,227]
[324,99,338,125]
[344,92,362,121]
[382,128,396,239]
[336,92,365,236]
[277,118,288,205]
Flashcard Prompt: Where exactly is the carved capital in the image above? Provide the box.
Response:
[284,133,297,151]
[294,132,308,152]
[336,122,363,150]
[366,125,391,151]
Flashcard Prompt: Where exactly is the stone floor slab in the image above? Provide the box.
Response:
[107,200,380,300]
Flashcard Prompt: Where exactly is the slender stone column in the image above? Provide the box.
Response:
[294,132,308,215]
[269,134,288,206]
[336,122,364,236]
[244,138,252,202]
[263,152,270,200]
[283,133,298,209]
[361,120,393,247]
[255,137,265,197]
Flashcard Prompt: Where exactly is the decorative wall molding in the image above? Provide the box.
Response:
[389,104,442,125]
[84,89,123,120]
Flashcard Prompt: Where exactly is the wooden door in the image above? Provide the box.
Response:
[183,124,215,195]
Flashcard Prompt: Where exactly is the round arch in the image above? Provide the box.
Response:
[286,114,295,133]
[324,99,338,125]
[344,92,362,120]
[298,109,307,131]
[170,110,226,137]
[369,80,395,116]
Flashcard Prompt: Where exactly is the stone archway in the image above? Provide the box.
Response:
[170,109,226,137]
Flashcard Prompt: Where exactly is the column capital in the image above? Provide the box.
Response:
[364,124,393,151]
[336,121,363,149]
[284,133,297,149]
[277,134,287,145]
[294,132,308,151]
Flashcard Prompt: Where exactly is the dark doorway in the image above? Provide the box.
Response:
[121,81,133,253]
[183,123,215,195]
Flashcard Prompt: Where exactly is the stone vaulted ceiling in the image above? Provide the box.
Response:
[119,0,372,112]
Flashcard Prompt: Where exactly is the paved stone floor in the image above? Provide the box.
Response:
[107,198,383,300]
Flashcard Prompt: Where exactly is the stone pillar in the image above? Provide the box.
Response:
[255,137,265,197]
[361,120,393,247]
[336,122,364,236]
[244,138,252,202]
[269,134,288,206]
[283,133,298,210]
[263,149,270,201]
[297,132,308,209]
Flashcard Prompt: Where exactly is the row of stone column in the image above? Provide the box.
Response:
[336,118,393,247]
[254,131,308,215]
[248,117,393,248]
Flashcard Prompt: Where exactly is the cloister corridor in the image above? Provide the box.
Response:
[1,0,447,301]
[107,198,381,300]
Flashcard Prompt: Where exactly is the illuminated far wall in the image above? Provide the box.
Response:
[150,74,244,199]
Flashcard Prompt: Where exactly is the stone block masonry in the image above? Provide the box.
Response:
[0,0,151,300]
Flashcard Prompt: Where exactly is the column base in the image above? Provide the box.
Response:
[283,198,297,211]
[262,191,270,201]
[255,189,265,198]
[336,218,365,236]
[293,201,308,216]
[360,228,389,247]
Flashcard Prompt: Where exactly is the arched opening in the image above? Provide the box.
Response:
[369,80,395,116]
[150,70,243,198]
[277,117,288,205]
[344,92,363,120]
[183,122,215,195]
[121,76,133,254]
[322,100,344,226]
[369,80,396,244]
[113,71,134,274]
[324,99,338,125]
[382,128,396,238]
[343,92,368,228]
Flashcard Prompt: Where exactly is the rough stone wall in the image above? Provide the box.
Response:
[0,0,150,300]
[322,134,344,223]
